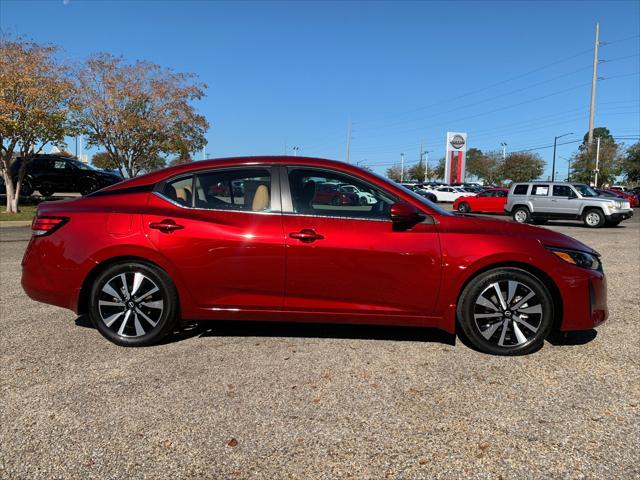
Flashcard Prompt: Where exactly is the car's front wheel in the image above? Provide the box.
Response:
[89,261,179,346]
[457,268,554,355]
[583,209,605,228]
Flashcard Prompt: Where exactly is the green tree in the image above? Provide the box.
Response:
[571,135,622,187]
[432,158,445,181]
[407,160,426,182]
[92,151,117,170]
[169,151,193,167]
[621,142,640,184]
[73,53,208,178]
[466,149,503,185]
[385,164,404,182]
[500,152,544,183]
[582,127,614,145]
[0,36,75,213]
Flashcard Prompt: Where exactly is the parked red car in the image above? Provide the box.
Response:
[312,182,359,206]
[22,157,607,355]
[606,190,638,208]
[453,188,509,213]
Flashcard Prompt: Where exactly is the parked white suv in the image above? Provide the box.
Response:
[505,182,633,228]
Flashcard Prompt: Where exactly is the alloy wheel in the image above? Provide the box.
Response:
[473,280,543,348]
[98,271,165,338]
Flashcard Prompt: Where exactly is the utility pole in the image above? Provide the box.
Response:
[588,22,600,148]
[400,153,405,183]
[500,142,507,161]
[594,137,601,187]
[345,116,352,163]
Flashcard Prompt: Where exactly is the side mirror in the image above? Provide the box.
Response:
[390,201,424,228]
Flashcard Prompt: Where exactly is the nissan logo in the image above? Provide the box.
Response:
[450,134,465,149]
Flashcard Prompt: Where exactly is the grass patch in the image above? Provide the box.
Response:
[0,204,37,222]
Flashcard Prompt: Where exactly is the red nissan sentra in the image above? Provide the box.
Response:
[21,157,607,355]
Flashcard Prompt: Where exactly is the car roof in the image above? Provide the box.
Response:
[99,156,373,191]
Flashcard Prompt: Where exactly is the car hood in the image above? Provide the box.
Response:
[444,214,599,255]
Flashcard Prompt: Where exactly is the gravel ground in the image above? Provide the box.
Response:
[1,214,639,479]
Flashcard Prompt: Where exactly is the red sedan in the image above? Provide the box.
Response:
[22,157,607,355]
[453,188,509,213]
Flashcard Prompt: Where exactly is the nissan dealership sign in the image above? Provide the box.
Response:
[444,132,467,184]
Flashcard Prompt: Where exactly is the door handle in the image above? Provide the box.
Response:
[289,229,324,243]
[149,219,184,233]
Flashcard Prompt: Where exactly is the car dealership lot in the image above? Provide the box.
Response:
[1,217,638,479]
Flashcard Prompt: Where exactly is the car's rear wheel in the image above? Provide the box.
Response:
[458,202,471,213]
[89,262,179,347]
[457,268,554,355]
[359,196,368,206]
[331,196,341,206]
[19,179,33,197]
[81,180,98,196]
[512,207,531,224]
[583,209,605,228]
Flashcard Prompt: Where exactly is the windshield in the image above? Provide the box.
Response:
[572,184,599,197]
[67,158,97,171]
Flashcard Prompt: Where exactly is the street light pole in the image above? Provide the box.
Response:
[423,150,433,183]
[552,132,573,182]
[400,153,404,183]
[500,142,507,161]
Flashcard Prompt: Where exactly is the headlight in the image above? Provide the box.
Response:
[546,247,601,271]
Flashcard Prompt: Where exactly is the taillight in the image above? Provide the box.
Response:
[31,216,69,236]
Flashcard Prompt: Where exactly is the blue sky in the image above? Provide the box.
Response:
[2,0,639,179]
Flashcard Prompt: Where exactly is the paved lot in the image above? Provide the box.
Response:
[1,214,639,479]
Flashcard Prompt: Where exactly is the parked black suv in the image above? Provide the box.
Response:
[10,155,122,197]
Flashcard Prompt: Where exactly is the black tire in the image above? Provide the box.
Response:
[359,196,368,206]
[582,208,605,228]
[458,202,471,213]
[80,180,98,196]
[38,189,54,197]
[331,196,341,206]
[512,206,531,224]
[89,261,179,347]
[19,179,33,197]
[426,193,437,203]
[457,268,554,356]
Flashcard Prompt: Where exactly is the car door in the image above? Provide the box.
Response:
[551,185,578,216]
[280,166,441,319]
[530,184,552,214]
[487,190,508,212]
[473,190,493,211]
[143,166,285,311]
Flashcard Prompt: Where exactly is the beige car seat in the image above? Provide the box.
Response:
[252,184,270,211]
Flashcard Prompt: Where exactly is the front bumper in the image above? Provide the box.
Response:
[558,267,608,331]
[608,209,634,221]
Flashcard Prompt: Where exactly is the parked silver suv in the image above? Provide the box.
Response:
[505,182,633,228]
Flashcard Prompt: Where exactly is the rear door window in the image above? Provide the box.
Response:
[532,185,549,196]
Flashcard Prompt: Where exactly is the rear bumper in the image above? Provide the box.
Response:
[21,237,87,313]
